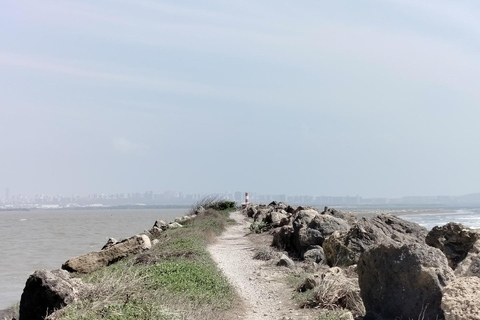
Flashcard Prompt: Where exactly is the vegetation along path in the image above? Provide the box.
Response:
[208,211,315,320]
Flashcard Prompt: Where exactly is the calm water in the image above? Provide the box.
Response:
[0,208,187,309]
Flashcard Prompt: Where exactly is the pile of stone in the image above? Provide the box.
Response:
[243,202,480,320]
[17,209,204,320]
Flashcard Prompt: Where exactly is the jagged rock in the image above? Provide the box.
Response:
[19,269,89,320]
[303,246,325,263]
[321,206,357,225]
[101,238,118,250]
[293,211,349,255]
[455,240,480,277]
[267,211,290,228]
[441,276,480,320]
[425,222,480,269]
[253,208,273,222]
[285,205,296,214]
[323,214,428,267]
[358,242,454,320]
[277,254,295,268]
[62,235,151,273]
[271,225,294,251]
[316,267,365,317]
[151,239,160,246]
[153,219,168,231]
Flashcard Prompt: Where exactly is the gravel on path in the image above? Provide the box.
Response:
[208,211,316,320]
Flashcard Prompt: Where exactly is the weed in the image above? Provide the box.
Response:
[249,221,270,233]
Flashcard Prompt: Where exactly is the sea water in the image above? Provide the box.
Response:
[0,208,187,309]
[400,209,480,231]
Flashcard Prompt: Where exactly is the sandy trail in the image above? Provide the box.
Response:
[208,211,314,320]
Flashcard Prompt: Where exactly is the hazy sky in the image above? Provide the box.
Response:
[1,0,480,198]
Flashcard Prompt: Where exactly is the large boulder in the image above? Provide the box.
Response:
[425,222,480,269]
[358,242,454,320]
[271,225,294,251]
[19,269,89,320]
[323,214,428,267]
[62,234,151,273]
[441,276,480,320]
[267,211,290,228]
[293,210,349,255]
[454,240,480,277]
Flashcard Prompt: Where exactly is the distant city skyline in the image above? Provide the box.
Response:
[3,187,480,209]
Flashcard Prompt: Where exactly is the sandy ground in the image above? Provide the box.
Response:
[208,211,317,320]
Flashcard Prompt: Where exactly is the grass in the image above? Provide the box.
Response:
[49,208,238,320]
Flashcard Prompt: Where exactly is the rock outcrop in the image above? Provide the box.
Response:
[293,210,350,255]
[323,214,428,267]
[441,276,480,320]
[454,240,480,277]
[62,234,151,273]
[425,222,480,269]
[358,242,454,320]
[19,269,89,320]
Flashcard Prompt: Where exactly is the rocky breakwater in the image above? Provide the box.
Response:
[16,209,202,320]
[243,202,480,320]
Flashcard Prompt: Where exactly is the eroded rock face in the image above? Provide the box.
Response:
[323,214,428,267]
[271,225,294,251]
[19,269,88,320]
[62,235,151,273]
[455,240,480,277]
[426,222,480,269]
[293,210,349,255]
[358,243,454,320]
[441,276,480,320]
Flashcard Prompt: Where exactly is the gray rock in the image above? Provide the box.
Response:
[323,214,428,267]
[425,222,480,269]
[267,211,290,228]
[271,225,294,251]
[277,254,295,269]
[62,235,151,273]
[19,269,89,320]
[153,219,168,231]
[455,240,480,277]
[358,242,454,320]
[303,247,325,263]
[293,211,350,255]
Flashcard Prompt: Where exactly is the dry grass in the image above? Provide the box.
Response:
[49,209,240,320]
[252,247,280,261]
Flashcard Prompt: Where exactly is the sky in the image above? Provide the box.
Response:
[1,0,480,198]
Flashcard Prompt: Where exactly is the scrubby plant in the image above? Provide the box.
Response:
[249,221,270,233]
[190,195,237,215]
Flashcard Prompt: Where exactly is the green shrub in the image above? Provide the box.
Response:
[249,221,270,233]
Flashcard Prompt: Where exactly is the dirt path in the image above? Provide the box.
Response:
[208,211,315,320]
